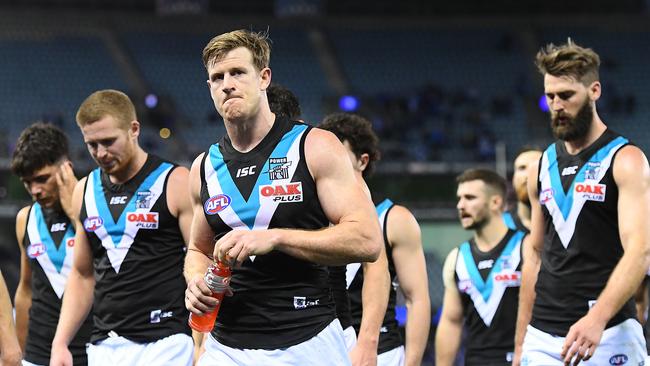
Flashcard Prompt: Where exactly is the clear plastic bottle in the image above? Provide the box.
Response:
[188,261,231,332]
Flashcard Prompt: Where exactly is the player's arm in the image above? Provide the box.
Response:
[184,154,220,316]
[51,178,95,366]
[0,270,22,366]
[561,145,650,363]
[14,206,32,350]
[167,166,193,245]
[215,129,382,266]
[435,248,463,366]
[513,160,543,366]
[634,277,648,324]
[166,165,207,357]
[389,206,430,366]
[350,242,390,366]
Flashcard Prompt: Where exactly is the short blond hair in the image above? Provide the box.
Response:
[535,39,601,86]
[76,89,136,129]
[202,29,271,72]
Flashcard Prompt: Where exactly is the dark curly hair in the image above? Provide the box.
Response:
[319,113,381,177]
[268,84,301,120]
[11,122,70,177]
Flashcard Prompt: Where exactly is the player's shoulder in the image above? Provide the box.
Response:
[613,144,649,179]
[16,205,31,223]
[305,127,345,152]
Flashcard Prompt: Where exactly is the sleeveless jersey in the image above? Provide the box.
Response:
[455,229,525,365]
[79,155,190,343]
[531,129,635,336]
[347,199,403,354]
[200,118,334,349]
[22,203,92,365]
[502,209,527,232]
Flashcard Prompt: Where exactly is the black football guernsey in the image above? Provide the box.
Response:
[79,155,190,343]
[531,129,636,336]
[200,118,335,349]
[328,264,352,329]
[455,229,525,365]
[348,199,403,354]
[22,203,92,365]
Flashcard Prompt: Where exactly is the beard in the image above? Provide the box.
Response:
[551,98,593,141]
[464,213,489,231]
[515,182,530,205]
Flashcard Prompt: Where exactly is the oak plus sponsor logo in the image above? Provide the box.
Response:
[126,212,159,229]
[84,216,104,232]
[27,242,45,258]
[575,182,606,202]
[494,271,521,287]
[204,194,231,215]
[66,238,75,247]
[259,182,303,203]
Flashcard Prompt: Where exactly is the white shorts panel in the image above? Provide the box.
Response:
[198,319,351,366]
[343,325,357,352]
[87,333,193,366]
[377,345,405,366]
[521,319,646,366]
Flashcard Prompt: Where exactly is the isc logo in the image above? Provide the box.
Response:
[204,194,231,215]
[260,182,303,203]
[84,216,104,232]
[27,242,45,258]
[236,165,256,178]
[127,212,159,229]
[51,222,67,232]
[110,196,128,205]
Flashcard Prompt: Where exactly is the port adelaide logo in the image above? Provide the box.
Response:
[266,157,291,180]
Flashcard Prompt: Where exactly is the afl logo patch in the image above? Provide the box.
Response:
[204,194,231,215]
[27,242,45,258]
[84,216,104,232]
[609,354,628,365]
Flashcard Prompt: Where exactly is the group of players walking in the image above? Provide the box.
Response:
[1,30,649,366]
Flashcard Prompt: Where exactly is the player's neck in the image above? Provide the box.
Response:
[108,148,148,185]
[516,201,531,230]
[473,217,509,252]
[563,117,607,155]
[224,108,276,153]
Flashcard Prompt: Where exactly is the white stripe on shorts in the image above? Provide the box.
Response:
[343,325,358,352]
[521,318,646,365]
[86,333,193,366]
[198,319,351,366]
[377,345,405,366]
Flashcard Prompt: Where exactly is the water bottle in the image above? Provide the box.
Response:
[188,261,231,332]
